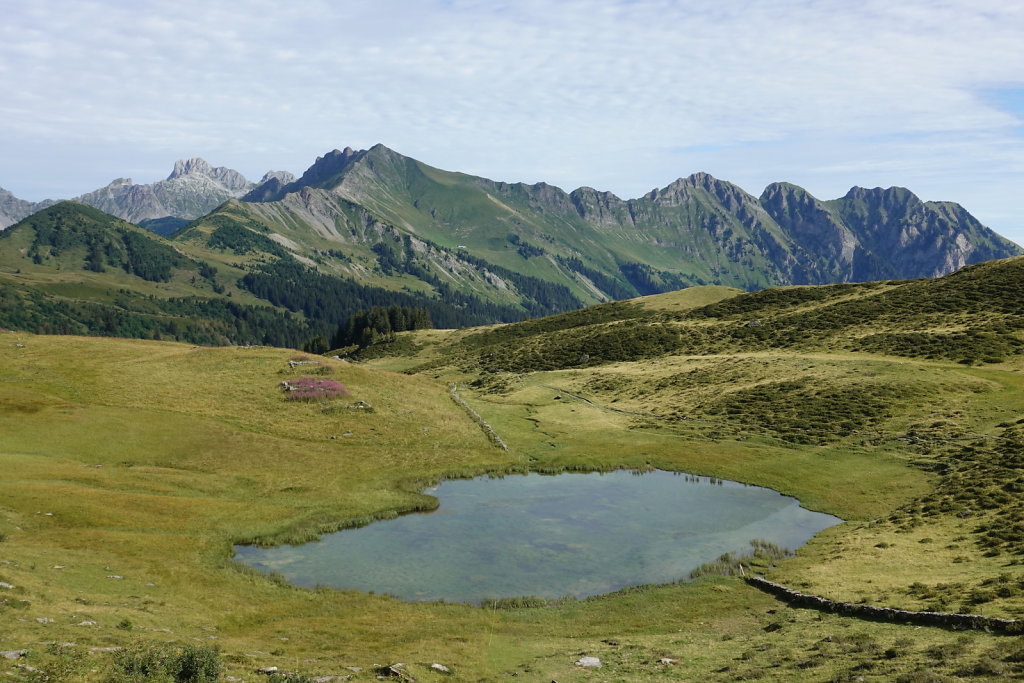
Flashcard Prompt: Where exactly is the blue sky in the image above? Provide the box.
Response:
[2,0,1023,245]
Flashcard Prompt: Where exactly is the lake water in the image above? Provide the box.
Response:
[234,469,841,604]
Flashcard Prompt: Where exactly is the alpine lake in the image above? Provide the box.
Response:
[234,469,841,605]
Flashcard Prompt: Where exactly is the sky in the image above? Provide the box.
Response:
[2,0,1023,245]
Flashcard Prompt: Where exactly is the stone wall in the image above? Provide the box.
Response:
[745,576,1022,634]
[449,384,508,451]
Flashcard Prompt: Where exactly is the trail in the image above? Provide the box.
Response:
[538,384,648,417]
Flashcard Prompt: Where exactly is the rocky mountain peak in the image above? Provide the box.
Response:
[843,185,918,204]
[760,182,809,200]
[685,171,718,186]
[315,148,358,164]
[658,172,730,194]
[655,172,758,213]
[258,170,296,185]
[759,183,823,217]
[165,158,252,193]
[1,187,59,229]
[243,171,299,203]
[168,158,214,180]
[571,186,623,202]
[64,157,255,223]
[241,147,366,203]
[296,147,363,188]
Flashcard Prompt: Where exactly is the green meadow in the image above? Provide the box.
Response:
[3,261,1024,681]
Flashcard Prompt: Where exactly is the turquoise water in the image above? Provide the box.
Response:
[234,470,840,604]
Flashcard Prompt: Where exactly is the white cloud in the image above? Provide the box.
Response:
[0,0,1022,243]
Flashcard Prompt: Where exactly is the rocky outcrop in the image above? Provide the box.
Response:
[569,186,633,228]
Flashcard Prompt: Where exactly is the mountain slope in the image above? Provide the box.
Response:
[3,145,1019,319]
[174,197,586,322]
[0,202,326,346]
[0,201,585,346]
[238,145,1021,301]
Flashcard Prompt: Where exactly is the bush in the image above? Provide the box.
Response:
[174,645,221,682]
[107,642,168,681]
[106,642,221,683]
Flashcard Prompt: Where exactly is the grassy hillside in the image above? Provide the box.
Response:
[375,256,1024,379]
[0,203,329,347]
[0,202,586,348]
[2,260,1023,679]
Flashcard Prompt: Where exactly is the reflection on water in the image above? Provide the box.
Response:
[234,469,841,604]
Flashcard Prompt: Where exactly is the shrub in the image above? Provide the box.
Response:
[174,644,221,682]
[106,642,221,683]
[107,642,168,680]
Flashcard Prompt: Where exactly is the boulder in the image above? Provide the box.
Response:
[574,656,601,668]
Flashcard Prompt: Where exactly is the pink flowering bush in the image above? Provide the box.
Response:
[281,377,349,401]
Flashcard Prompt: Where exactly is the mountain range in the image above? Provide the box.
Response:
[0,144,1020,347]
[0,159,295,234]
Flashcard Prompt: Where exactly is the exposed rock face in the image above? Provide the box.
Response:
[757,183,1021,282]
[259,170,296,185]
[168,157,252,193]
[243,170,298,202]
[245,148,361,202]
[0,187,57,229]
[74,158,259,224]
[759,182,859,283]
[829,186,1015,279]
